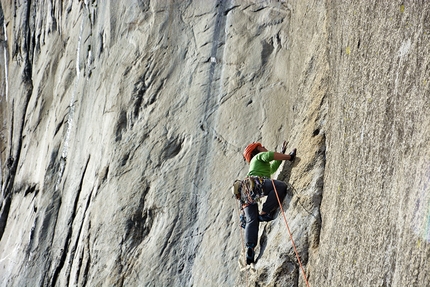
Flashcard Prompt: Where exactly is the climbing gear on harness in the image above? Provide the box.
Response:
[232,176,265,206]
[232,180,242,199]
[232,177,266,230]
[289,148,297,161]
[243,142,262,163]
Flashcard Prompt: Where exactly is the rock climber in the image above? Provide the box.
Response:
[236,141,296,265]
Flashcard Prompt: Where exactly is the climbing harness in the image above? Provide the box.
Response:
[271,179,311,287]
[232,176,266,207]
[233,176,266,230]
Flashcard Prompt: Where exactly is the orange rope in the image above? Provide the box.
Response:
[271,179,310,287]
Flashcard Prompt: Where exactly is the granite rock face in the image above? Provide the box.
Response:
[311,2,430,286]
[0,1,428,286]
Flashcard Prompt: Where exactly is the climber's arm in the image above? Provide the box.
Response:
[273,152,293,161]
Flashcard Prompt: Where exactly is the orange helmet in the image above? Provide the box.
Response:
[243,142,262,163]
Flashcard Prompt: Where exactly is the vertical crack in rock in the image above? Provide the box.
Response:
[81,243,91,287]
[22,1,34,83]
[0,4,8,100]
[271,80,328,285]
[0,193,11,241]
[66,185,93,285]
[50,156,90,287]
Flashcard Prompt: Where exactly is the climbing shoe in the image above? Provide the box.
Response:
[246,247,255,265]
[258,213,273,222]
[289,148,297,161]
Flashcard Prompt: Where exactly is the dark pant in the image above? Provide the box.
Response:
[244,179,287,248]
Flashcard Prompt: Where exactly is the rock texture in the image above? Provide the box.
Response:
[0,1,428,287]
[311,2,430,286]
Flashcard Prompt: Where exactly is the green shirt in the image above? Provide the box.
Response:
[247,151,282,178]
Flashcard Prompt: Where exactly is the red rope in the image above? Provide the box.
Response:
[271,179,310,287]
